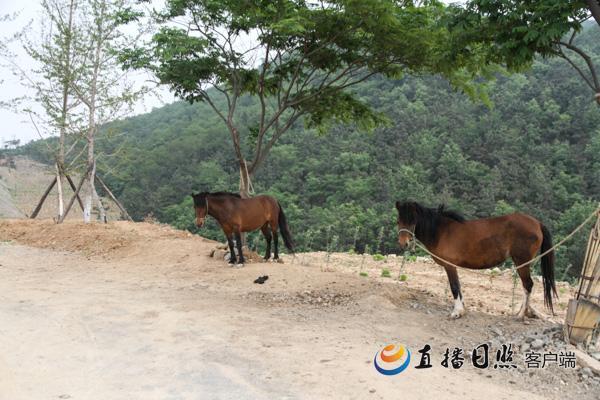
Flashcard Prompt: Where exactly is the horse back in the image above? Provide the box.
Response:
[437,212,543,269]
[461,212,542,245]
[229,195,280,231]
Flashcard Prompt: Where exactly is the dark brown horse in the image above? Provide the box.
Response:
[395,201,557,320]
[192,192,294,266]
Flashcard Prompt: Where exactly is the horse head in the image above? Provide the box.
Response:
[395,201,419,250]
[191,192,209,227]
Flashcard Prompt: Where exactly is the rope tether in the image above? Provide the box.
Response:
[398,205,600,276]
[240,160,255,196]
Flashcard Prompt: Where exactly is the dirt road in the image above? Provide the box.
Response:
[0,220,596,400]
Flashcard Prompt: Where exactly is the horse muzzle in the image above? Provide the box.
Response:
[398,241,409,252]
[196,218,205,228]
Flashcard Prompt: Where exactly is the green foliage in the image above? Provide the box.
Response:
[447,0,590,70]
[372,254,385,262]
[399,274,408,282]
[359,271,368,277]
[381,268,391,278]
[449,0,600,103]
[405,255,417,263]
[119,0,505,195]
[553,200,598,277]
[126,0,497,105]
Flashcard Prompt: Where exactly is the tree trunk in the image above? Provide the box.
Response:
[59,168,88,223]
[83,161,95,223]
[93,186,107,223]
[238,160,254,246]
[65,174,85,212]
[83,129,96,223]
[56,0,75,222]
[82,0,103,223]
[587,0,600,27]
[55,163,64,221]
[239,160,252,199]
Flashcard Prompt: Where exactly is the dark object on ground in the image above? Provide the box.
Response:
[254,275,269,284]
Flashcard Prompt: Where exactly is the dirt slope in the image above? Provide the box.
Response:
[0,220,597,400]
[0,157,120,220]
[0,177,24,218]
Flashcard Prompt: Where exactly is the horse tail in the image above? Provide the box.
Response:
[540,223,557,314]
[277,202,294,253]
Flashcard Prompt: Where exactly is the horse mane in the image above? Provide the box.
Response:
[396,201,465,246]
[209,191,241,198]
[436,204,466,223]
[192,191,241,207]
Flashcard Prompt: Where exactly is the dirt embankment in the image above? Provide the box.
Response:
[0,157,121,220]
[0,219,598,400]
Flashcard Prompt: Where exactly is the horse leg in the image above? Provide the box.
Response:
[271,221,280,262]
[444,266,465,319]
[514,263,542,320]
[225,233,237,266]
[234,231,245,266]
[261,224,272,261]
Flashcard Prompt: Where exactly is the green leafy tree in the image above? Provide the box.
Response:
[121,0,493,197]
[450,0,600,104]
[6,0,81,220]
[66,0,149,223]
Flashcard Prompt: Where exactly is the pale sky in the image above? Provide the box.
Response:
[0,0,175,146]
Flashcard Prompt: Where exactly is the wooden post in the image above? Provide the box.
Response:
[30,177,57,219]
[566,208,600,345]
[65,174,85,212]
[59,170,88,223]
[95,174,132,221]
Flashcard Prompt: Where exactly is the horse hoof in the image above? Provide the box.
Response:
[235,263,244,268]
[450,310,465,319]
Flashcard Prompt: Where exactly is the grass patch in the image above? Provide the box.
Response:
[559,287,568,294]
[372,253,385,262]
[398,273,408,282]
[359,271,368,277]
[381,268,391,278]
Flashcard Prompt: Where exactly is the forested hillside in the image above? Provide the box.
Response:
[17,27,600,280]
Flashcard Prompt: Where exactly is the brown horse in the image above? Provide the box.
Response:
[192,192,294,266]
[395,201,557,320]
